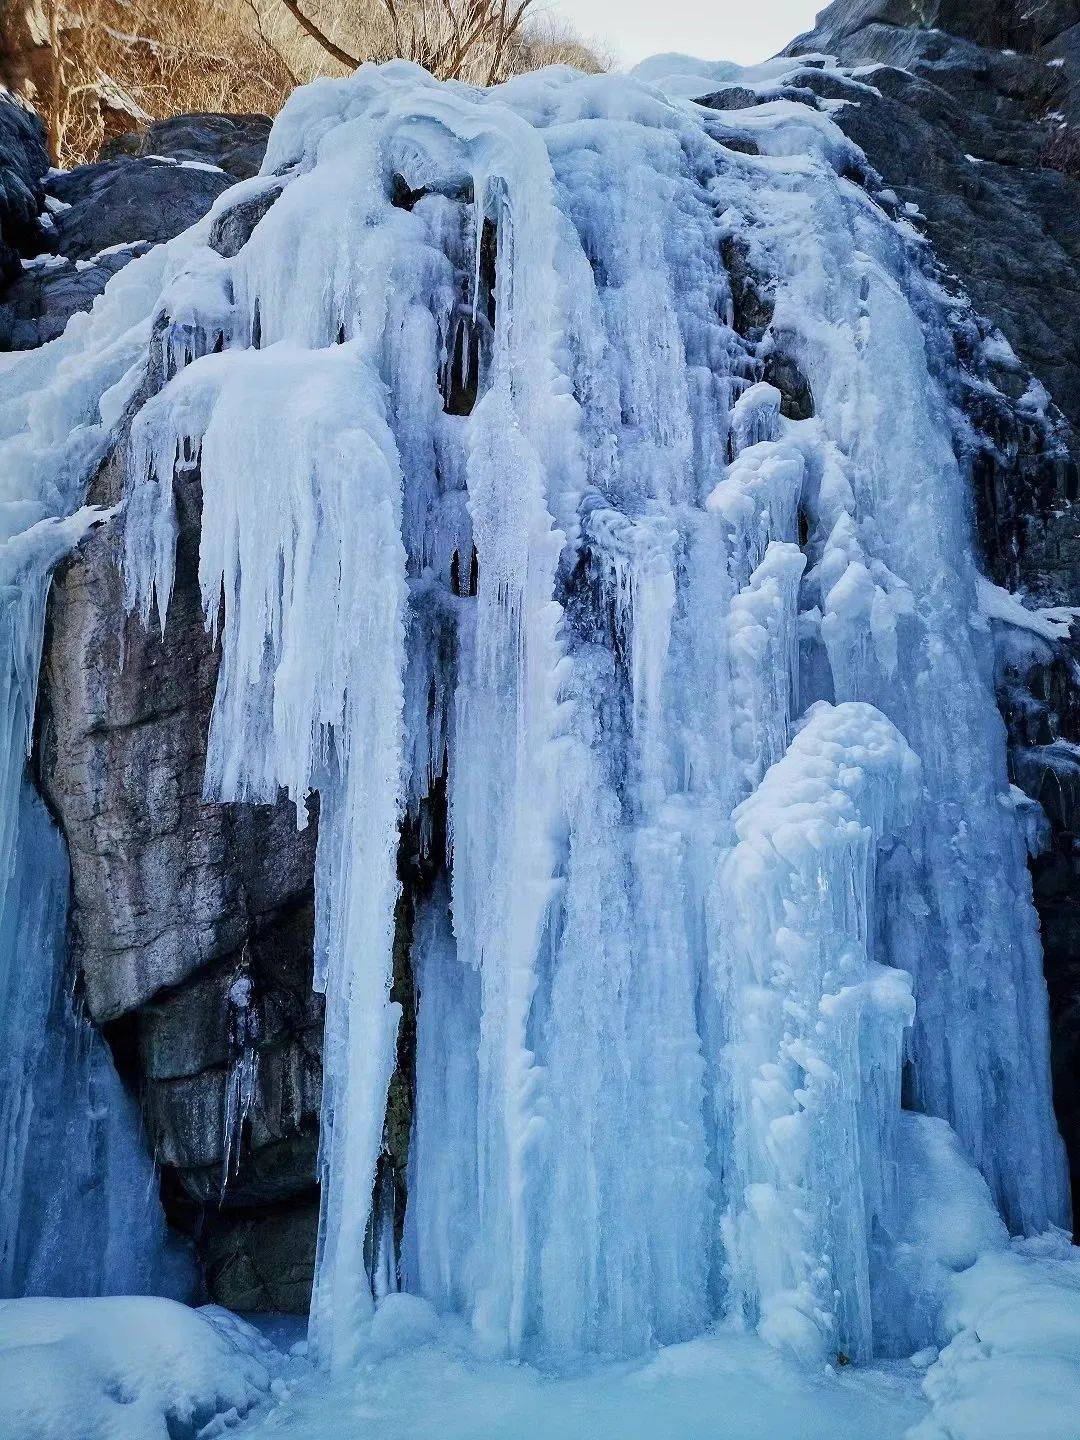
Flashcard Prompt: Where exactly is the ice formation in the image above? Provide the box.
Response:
[0,49,1074,1403]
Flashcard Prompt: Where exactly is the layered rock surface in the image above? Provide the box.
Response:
[37,435,323,1311]
[12,114,324,1309]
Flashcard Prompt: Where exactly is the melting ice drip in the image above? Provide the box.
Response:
[2,59,1069,1368]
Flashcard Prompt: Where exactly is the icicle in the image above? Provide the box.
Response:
[221,951,259,1190]
[728,541,806,792]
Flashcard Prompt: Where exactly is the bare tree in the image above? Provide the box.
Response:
[272,0,536,85]
[12,0,601,167]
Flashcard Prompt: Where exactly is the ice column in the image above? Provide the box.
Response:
[715,700,921,1362]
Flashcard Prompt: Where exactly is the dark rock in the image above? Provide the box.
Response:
[1,108,274,352]
[720,235,773,340]
[36,439,322,1307]
[8,107,298,1305]
[100,113,272,182]
[763,351,815,421]
[37,444,319,1022]
[202,1197,319,1313]
[0,92,49,284]
[209,180,286,259]
[788,3,1080,444]
[0,244,152,349]
[46,157,232,261]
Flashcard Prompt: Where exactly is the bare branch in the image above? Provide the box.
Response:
[277,0,360,69]
[245,0,299,85]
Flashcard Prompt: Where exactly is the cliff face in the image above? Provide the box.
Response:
[8,108,323,1309]
[37,445,322,1312]
[4,1,1080,1309]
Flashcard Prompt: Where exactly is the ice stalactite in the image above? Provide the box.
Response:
[222,956,260,1188]
[5,55,1070,1373]
[126,339,409,1369]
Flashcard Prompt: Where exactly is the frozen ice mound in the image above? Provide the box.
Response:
[0,1297,278,1440]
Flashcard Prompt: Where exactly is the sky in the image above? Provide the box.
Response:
[550,0,823,68]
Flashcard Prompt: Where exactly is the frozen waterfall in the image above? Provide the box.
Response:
[0,56,1070,1379]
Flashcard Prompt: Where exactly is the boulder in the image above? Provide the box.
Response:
[0,91,48,284]
[100,113,273,181]
[0,244,151,349]
[0,108,270,352]
[45,158,233,261]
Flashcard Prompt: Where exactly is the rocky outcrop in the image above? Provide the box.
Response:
[0,112,269,349]
[10,113,324,1310]
[99,113,273,181]
[36,434,323,1310]
[0,92,49,285]
[790,0,1080,454]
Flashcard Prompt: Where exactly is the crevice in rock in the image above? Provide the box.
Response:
[440,216,497,417]
[366,766,451,1289]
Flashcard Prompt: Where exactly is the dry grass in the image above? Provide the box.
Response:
[23,0,605,167]
[31,0,293,167]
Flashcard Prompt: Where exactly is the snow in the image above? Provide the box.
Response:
[236,1296,928,1440]
[1,44,1078,1440]
[912,1234,1080,1440]
[975,576,1077,678]
[0,1297,278,1440]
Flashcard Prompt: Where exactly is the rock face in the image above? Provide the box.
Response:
[9,112,324,1310]
[791,0,1080,452]
[0,112,269,349]
[44,158,234,262]
[0,93,49,285]
[37,439,323,1311]
[787,0,1080,1224]
[99,113,273,181]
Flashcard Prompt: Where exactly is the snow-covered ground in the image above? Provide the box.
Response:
[0,1297,279,1439]
[238,1302,929,1440]
[7,1250,1080,1440]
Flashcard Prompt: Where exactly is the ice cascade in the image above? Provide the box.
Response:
[1,60,1069,1369]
